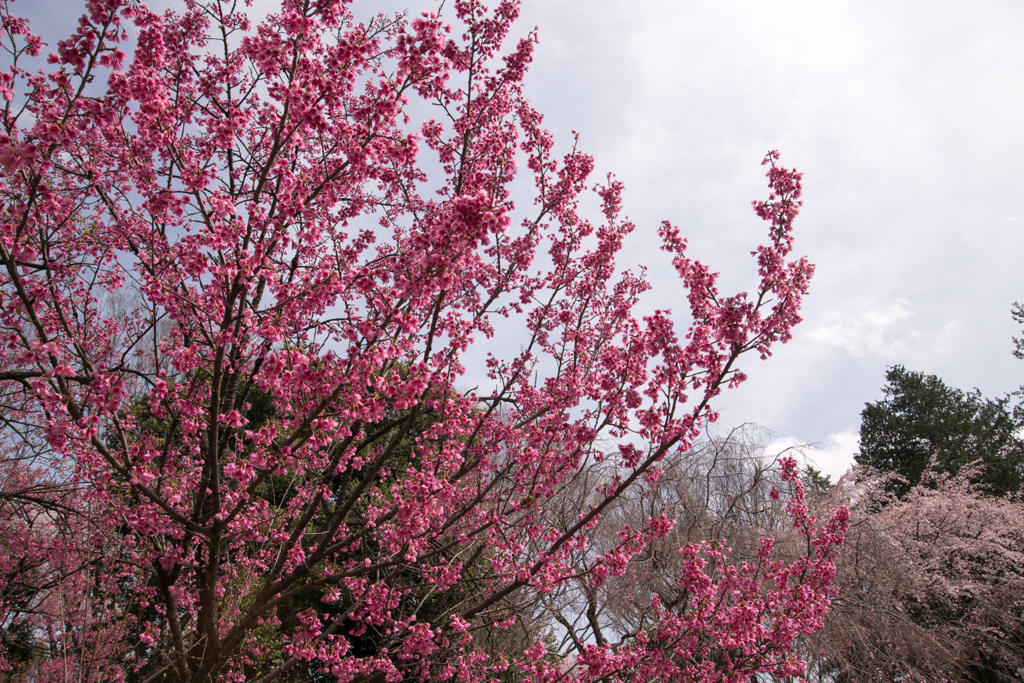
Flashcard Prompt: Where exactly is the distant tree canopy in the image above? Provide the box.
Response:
[856,365,1024,496]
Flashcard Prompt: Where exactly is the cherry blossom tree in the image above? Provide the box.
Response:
[0,0,848,681]
[807,464,1024,683]
[0,439,133,680]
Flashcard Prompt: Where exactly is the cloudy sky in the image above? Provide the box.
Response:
[18,0,1024,478]
[507,0,1024,478]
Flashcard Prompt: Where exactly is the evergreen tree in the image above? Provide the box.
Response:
[856,366,1024,496]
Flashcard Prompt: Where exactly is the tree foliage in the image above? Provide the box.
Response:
[856,366,1024,496]
[0,0,848,681]
[1012,301,1024,361]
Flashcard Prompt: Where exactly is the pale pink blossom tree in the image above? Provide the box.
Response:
[0,0,847,681]
[807,464,1024,683]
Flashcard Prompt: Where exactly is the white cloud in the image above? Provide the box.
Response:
[806,301,962,361]
[807,301,913,358]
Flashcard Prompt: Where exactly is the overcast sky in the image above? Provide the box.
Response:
[507,0,1024,478]
[18,0,1024,479]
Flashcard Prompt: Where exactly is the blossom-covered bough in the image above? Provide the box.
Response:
[0,0,848,680]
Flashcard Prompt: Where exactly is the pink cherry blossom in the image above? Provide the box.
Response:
[0,0,841,680]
